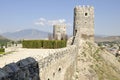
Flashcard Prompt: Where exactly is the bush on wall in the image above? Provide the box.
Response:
[22,40,66,49]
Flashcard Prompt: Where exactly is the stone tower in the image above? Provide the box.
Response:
[73,5,94,42]
[53,24,66,40]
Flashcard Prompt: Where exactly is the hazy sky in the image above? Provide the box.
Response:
[0,0,120,36]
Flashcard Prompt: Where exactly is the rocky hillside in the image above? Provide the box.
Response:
[0,35,7,40]
[76,40,120,80]
[2,29,50,40]
[95,36,120,42]
[0,35,10,45]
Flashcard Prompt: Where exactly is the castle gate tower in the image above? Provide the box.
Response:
[73,5,94,42]
[53,24,66,40]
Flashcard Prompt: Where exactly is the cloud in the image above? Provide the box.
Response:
[34,18,71,27]
[48,19,66,26]
[34,18,46,26]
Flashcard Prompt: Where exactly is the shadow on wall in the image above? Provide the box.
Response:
[0,57,40,80]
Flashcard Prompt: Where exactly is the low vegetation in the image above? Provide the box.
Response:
[0,48,5,54]
[0,35,11,48]
[84,42,120,80]
[22,40,66,49]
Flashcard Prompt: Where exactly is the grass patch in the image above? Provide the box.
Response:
[91,59,120,80]
[0,52,4,54]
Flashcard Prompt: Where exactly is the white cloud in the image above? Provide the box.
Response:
[34,18,71,27]
[35,18,46,26]
[48,19,66,26]
[39,18,46,21]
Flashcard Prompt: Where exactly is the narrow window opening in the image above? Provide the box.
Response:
[58,68,61,72]
[75,30,77,36]
[53,72,55,77]
[75,13,76,16]
[85,13,88,16]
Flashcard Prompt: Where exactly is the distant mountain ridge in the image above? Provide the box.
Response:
[2,29,120,42]
[2,29,50,40]
[0,35,8,40]
[0,35,5,40]
[95,36,120,42]
[0,35,10,45]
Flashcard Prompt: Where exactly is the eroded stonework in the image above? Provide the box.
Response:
[73,5,94,42]
[53,24,66,40]
[2,5,120,80]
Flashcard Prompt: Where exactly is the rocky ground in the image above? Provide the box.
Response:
[76,40,120,80]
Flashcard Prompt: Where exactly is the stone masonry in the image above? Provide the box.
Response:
[53,24,66,40]
[1,5,120,80]
[73,5,94,42]
[0,5,95,80]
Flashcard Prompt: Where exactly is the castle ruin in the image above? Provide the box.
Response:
[0,5,95,80]
[73,5,94,42]
[53,24,66,40]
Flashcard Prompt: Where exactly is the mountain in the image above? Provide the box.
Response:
[0,35,10,45]
[0,35,7,40]
[2,29,120,42]
[2,29,50,40]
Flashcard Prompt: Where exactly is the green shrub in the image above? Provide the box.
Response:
[43,40,53,49]
[22,40,66,49]
[22,40,43,48]
[0,48,5,52]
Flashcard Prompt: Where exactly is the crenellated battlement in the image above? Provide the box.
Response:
[74,5,94,13]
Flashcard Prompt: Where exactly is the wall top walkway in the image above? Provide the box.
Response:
[0,45,77,68]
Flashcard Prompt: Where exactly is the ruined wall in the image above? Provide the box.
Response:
[0,5,95,80]
[38,45,77,80]
[0,45,77,80]
[53,24,66,40]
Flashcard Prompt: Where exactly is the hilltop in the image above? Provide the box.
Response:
[95,36,120,42]
[0,35,7,40]
[0,35,10,45]
[76,40,120,80]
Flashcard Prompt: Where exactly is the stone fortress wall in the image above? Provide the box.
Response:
[0,45,77,80]
[38,45,77,80]
[0,5,94,80]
